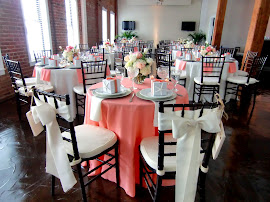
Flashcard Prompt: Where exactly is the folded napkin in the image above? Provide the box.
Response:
[178,61,187,70]
[32,66,36,77]
[90,95,105,122]
[228,62,237,73]
[134,47,138,52]
[32,97,77,192]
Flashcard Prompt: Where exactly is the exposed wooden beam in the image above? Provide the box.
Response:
[212,0,228,50]
[242,0,270,70]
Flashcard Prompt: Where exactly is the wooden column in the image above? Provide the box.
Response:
[241,0,270,70]
[211,0,228,50]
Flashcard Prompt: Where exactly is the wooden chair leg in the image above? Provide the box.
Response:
[199,170,206,202]
[115,143,120,187]
[15,93,22,120]
[139,156,143,189]
[51,175,55,196]
[224,81,228,101]
[75,93,79,122]
[77,164,87,202]
[198,85,203,102]
[247,85,258,124]
[154,175,162,202]
[193,82,196,103]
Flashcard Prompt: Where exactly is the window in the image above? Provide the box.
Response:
[65,0,80,47]
[21,0,52,63]
[102,8,108,42]
[110,11,115,43]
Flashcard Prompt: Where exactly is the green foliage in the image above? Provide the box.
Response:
[116,31,138,40]
[188,31,206,44]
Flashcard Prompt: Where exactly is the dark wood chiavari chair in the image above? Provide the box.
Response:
[32,87,119,202]
[33,50,52,63]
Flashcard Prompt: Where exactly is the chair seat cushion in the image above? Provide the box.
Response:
[227,76,258,85]
[194,77,219,85]
[236,70,248,77]
[16,77,36,86]
[73,84,91,95]
[18,84,54,96]
[140,135,205,173]
[140,135,177,172]
[62,124,117,159]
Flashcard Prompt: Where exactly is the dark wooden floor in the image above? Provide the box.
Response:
[0,86,270,201]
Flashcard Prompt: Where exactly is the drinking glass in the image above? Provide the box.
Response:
[171,69,181,92]
[127,68,139,90]
[157,67,169,80]
[116,66,125,88]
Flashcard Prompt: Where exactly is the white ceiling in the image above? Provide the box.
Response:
[126,0,192,6]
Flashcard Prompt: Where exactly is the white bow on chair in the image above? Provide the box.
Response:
[32,97,77,192]
[159,109,221,202]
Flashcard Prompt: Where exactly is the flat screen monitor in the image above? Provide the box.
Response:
[122,21,135,30]
[181,21,196,31]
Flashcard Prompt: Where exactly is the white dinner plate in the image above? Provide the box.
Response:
[92,87,131,98]
[139,88,173,99]
[136,90,177,102]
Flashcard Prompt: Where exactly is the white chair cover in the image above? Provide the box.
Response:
[32,97,77,192]
[158,108,222,202]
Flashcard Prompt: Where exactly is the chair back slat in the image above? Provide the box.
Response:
[219,47,235,56]
[81,60,107,94]
[3,56,27,90]
[33,50,52,63]
[156,52,172,78]
[242,50,258,72]
[247,55,268,83]
[79,44,89,52]
[157,102,219,171]
[201,56,225,84]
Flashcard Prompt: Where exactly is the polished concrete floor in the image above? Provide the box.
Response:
[0,86,270,201]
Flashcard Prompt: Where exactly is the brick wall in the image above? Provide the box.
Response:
[85,0,117,46]
[0,0,117,102]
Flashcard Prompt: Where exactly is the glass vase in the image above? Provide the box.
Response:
[134,74,146,84]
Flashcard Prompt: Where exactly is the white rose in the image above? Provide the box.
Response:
[144,48,149,54]
[125,61,133,68]
[129,54,137,62]
[140,65,151,76]
[146,58,153,65]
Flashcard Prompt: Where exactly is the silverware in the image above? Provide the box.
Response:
[129,92,135,102]
[176,93,183,97]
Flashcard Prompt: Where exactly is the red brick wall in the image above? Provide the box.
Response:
[0,0,117,102]
[85,0,117,46]
[0,0,30,101]
[48,0,68,54]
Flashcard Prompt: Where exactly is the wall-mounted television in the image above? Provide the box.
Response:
[122,21,135,30]
[181,21,196,31]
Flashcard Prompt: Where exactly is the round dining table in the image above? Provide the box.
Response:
[84,78,189,197]
[33,64,111,120]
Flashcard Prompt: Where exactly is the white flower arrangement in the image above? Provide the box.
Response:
[199,45,216,56]
[59,46,79,62]
[124,51,153,78]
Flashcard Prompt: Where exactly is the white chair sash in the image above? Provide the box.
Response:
[158,108,221,202]
[32,97,76,192]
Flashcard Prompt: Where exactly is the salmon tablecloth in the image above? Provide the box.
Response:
[84,78,189,197]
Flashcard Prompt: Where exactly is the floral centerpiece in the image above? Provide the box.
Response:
[59,45,79,63]
[120,38,128,43]
[129,36,137,43]
[124,48,153,84]
[103,39,114,51]
[177,38,189,44]
[184,40,195,48]
[199,43,216,56]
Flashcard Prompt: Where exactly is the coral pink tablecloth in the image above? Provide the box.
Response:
[84,78,189,197]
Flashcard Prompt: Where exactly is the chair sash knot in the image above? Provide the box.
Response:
[32,98,76,192]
